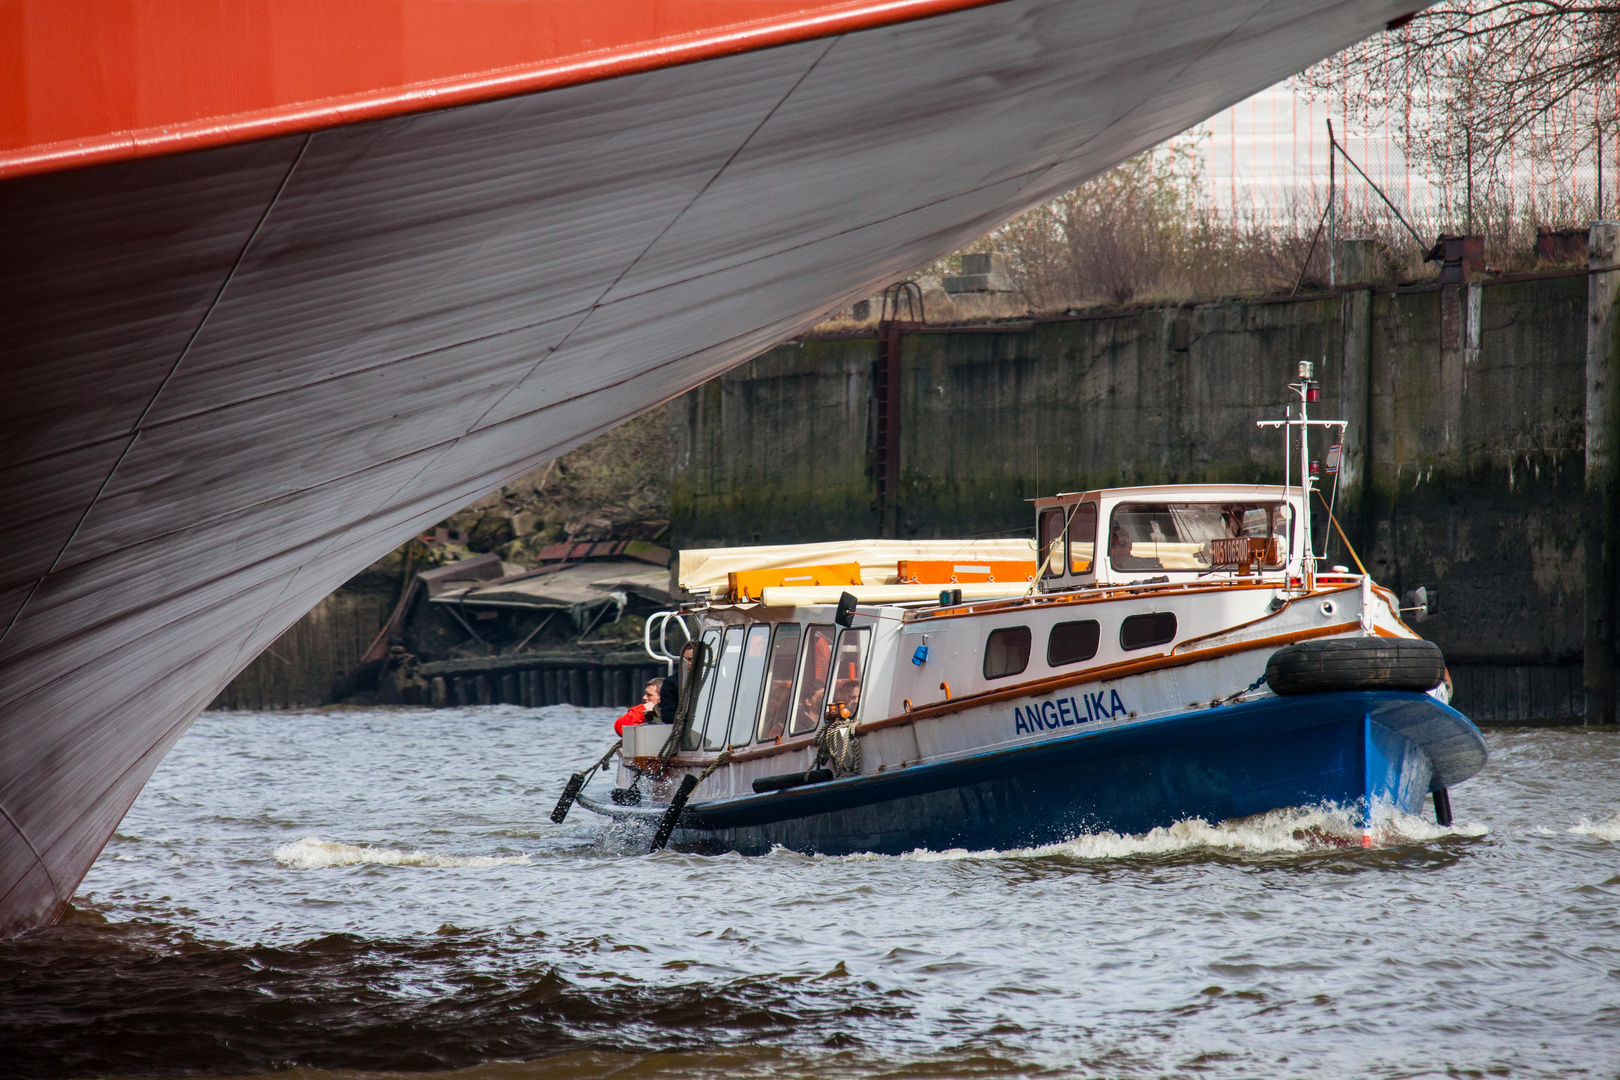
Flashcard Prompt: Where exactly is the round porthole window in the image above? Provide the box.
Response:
[1320,600,1336,616]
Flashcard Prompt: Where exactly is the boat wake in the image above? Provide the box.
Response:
[1567,813,1620,841]
[896,804,1487,862]
[273,837,531,869]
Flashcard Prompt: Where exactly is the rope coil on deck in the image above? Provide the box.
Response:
[813,703,862,778]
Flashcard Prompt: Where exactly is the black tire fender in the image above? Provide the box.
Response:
[1265,636,1445,696]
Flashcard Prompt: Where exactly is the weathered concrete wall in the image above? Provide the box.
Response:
[899,298,1346,536]
[1363,277,1589,670]
[671,267,1614,723]
[671,337,884,544]
[211,588,397,710]
[671,300,1348,543]
[1358,275,1591,722]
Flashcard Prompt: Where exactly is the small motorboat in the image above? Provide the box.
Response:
[567,363,1486,852]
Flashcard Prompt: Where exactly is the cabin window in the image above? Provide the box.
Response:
[789,625,837,735]
[827,627,871,719]
[1119,612,1177,651]
[1039,509,1066,579]
[1047,619,1100,666]
[1069,504,1098,574]
[756,624,802,742]
[682,628,723,749]
[701,626,746,750]
[1108,502,1293,573]
[983,626,1032,679]
[726,625,773,747]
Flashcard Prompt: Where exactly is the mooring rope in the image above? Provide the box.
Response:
[812,704,862,777]
[659,637,711,763]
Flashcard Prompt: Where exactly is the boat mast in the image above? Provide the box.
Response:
[1258,361,1345,586]
[1299,362,1311,577]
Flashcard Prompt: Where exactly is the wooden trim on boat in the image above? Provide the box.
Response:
[1370,585,1422,636]
[1170,583,1358,654]
[661,734,816,768]
[906,579,1288,625]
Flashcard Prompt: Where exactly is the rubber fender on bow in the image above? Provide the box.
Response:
[550,772,586,824]
[650,774,700,853]
[1264,636,1445,695]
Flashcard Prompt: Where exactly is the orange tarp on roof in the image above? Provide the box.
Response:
[896,559,1036,584]
[728,562,862,600]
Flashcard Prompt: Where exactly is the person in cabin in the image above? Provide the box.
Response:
[1110,520,1161,571]
[658,640,695,720]
[614,678,666,737]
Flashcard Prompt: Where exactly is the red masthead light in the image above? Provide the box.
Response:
[1305,381,1321,402]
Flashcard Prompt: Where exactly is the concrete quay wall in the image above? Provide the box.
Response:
[671,242,1620,725]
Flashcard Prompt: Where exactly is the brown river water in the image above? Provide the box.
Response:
[3,705,1618,1079]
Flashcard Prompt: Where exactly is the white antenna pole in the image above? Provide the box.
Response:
[1259,358,1342,588]
[1282,400,1291,546]
[1299,375,1313,578]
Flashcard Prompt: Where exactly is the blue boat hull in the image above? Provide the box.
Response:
[671,691,1487,855]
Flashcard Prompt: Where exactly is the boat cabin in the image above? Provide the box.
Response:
[1035,484,1310,589]
[663,604,877,754]
[649,483,1317,760]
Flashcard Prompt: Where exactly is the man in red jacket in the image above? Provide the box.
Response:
[614,678,666,736]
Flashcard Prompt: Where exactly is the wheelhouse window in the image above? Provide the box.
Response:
[701,626,746,750]
[1120,612,1177,651]
[1108,503,1292,572]
[756,623,802,742]
[1069,503,1097,574]
[682,628,723,749]
[1039,508,1066,580]
[827,628,871,718]
[1047,620,1100,666]
[725,625,773,747]
[983,626,1032,679]
[790,625,837,735]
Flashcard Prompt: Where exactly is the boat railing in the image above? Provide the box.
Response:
[643,610,692,673]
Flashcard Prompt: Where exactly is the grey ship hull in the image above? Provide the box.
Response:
[0,0,1413,933]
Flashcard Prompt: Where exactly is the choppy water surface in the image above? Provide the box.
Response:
[4,707,1618,1079]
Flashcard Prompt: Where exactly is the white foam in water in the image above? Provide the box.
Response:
[274,837,531,869]
[897,804,1486,862]
[1568,813,1620,841]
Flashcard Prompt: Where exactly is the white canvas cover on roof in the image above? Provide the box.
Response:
[429,560,672,609]
[677,538,1036,598]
